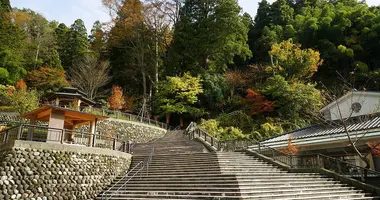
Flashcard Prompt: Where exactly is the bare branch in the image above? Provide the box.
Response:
[69,55,111,100]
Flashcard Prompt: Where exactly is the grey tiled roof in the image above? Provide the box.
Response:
[264,115,380,143]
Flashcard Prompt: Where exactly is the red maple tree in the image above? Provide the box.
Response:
[368,141,380,157]
[242,89,274,115]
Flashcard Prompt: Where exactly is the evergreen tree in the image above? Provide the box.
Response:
[55,23,71,68]
[0,0,27,84]
[89,20,106,57]
[166,0,251,74]
[66,19,89,70]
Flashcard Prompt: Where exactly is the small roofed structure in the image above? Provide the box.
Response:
[21,105,107,145]
[46,87,96,109]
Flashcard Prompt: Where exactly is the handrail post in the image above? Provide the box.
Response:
[289,155,293,168]
[60,130,64,144]
[113,138,116,150]
[17,124,23,140]
[317,154,320,168]
[92,134,96,147]
[258,142,261,153]
[123,141,127,153]
[211,137,214,147]
[3,130,8,144]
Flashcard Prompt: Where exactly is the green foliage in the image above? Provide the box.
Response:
[216,111,254,134]
[249,0,380,89]
[166,0,251,74]
[8,87,39,114]
[200,73,230,113]
[252,119,284,140]
[157,73,204,117]
[269,40,323,80]
[263,75,324,129]
[199,119,246,140]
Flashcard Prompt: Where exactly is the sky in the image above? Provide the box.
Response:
[10,0,380,34]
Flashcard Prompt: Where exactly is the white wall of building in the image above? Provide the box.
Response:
[323,92,380,121]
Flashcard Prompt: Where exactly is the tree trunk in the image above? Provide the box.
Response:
[374,156,380,172]
[155,30,159,94]
[202,54,208,69]
[142,71,147,119]
[35,43,41,69]
[166,113,171,124]
[180,117,184,129]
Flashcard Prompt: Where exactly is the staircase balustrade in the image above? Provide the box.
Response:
[100,161,145,200]
[184,121,380,190]
[184,122,258,152]
[146,145,155,175]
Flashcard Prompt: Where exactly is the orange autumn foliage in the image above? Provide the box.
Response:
[123,96,136,112]
[280,138,300,155]
[242,89,274,115]
[368,141,380,157]
[108,85,125,111]
[15,79,27,90]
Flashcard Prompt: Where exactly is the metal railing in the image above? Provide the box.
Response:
[312,154,380,186]
[184,122,257,152]
[0,124,133,153]
[81,106,168,129]
[250,142,380,187]
[41,104,168,129]
[101,161,145,200]
[146,145,155,175]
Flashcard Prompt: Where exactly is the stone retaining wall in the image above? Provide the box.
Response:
[93,119,167,143]
[0,140,132,200]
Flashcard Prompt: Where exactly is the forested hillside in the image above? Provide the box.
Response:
[0,0,379,140]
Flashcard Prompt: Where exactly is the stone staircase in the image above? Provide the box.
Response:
[97,131,376,199]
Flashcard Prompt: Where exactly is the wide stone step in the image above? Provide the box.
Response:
[104,187,357,196]
[119,178,336,184]
[99,190,365,199]
[114,182,346,189]
[131,171,288,175]
[112,173,325,180]
[143,168,281,173]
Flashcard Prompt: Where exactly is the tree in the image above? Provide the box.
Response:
[0,0,11,14]
[108,85,125,111]
[55,23,71,68]
[200,73,230,114]
[166,0,251,74]
[268,40,323,80]
[279,138,300,155]
[199,119,246,140]
[25,66,69,91]
[11,9,62,70]
[65,19,89,70]
[0,2,28,84]
[156,73,204,126]
[263,75,324,130]
[89,21,107,57]
[241,89,274,116]
[8,79,39,114]
[69,55,111,100]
